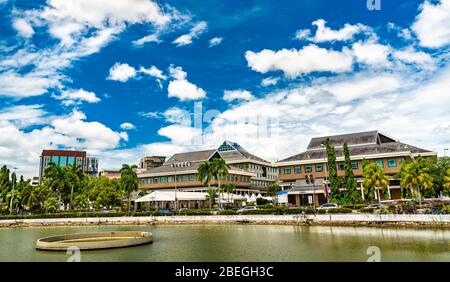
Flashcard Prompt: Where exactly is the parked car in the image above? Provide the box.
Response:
[317,203,339,210]
[237,206,257,213]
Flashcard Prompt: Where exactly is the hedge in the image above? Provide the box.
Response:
[242,209,277,215]
[177,209,212,216]
[218,210,237,215]
[318,208,352,214]
[0,211,155,220]
[341,204,368,210]
[283,208,305,214]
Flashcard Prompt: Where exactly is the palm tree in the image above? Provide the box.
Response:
[212,158,230,204]
[68,165,85,210]
[205,187,218,208]
[120,164,139,212]
[223,183,236,205]
[363,163,389,204]
[21,181,40,211]
[198,161,214,190]
[267,183,282,205]
[44,163,71,209]
[444,168,450,194]
[400,159,434,206]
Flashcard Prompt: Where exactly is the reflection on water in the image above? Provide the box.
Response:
[0,225,449,262]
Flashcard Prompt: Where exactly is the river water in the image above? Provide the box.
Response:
[0,225,449,261]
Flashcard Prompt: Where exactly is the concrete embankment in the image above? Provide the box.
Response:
[1,214,450,228]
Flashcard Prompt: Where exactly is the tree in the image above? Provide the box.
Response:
[212,158,229,202]
[120,164,138,212]
[0,165,11,212]
[343,142,360,203]
[67,165,85,210]
[400,157,434,206]
[363,162,389,203]
[20,180,40,211]
[44,163,72,208]
[198,161,214,190]
[223,183,236,205]
[44,197,59,213]
[205,187,218,208]
[267,183,282,205]
[325,138,340,203]
[444,168,450,196]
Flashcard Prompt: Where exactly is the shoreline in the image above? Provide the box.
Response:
[1,214,450,229]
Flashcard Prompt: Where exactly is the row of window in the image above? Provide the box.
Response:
[139,174,251,185]
[282,159,398,175]
[234,163,278,173]
[43,156,83,169]
[251,180,271,187]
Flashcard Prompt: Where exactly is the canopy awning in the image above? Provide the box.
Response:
[135,191,208,202]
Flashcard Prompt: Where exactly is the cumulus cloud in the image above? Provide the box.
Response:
[223,90,255,102]
[120,122,136,130]
[0,72,60,98]
[295,19,371,42]
[393,47,435,70]
[140,65,167,80]
[12,18,34,38]
[107,63,137,82]
[351,41,391,67]
[167,65,206,100]
[209,37,223,47]
[412,0,450,48]
[55,89,101,106]
[245,44,353,78]
[173,21,207,46]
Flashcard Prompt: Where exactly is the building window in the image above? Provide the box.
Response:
[147,178,151,184]
[167,176,172,183]
[181,175,187,182]
[160,177,165,183]
[51,156,59,166]
[59,156,67,167]
[375,160,384,168]
[338,162,345,171]
[153,177,158,184]
[294,165,301,174]
[68,156,75,167]
[190,175,195,181]
[305,165,312,173]
[284,167,291,175]
[140,179,145,184]
[388,159,397,167]
[351,161,358,170]
[316,164,323,172]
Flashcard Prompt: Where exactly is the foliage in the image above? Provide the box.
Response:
[212,158,229,196]
[400,156,434,203]
[198,161,214,187]
[205,187,218,208]
[177,209,212,216]
[256,197,270,205]
[325,138,340,203]
[443,168,450,196]
[218,209,237,215]
[343,142,360,204]
[363,162,389,203]
[44,197,59,213]
[120,164,138,212]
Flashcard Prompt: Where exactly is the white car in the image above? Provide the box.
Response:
[237,206,257,213]
[317,203,339,210]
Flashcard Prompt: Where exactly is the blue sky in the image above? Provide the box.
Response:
[0,0,449,177]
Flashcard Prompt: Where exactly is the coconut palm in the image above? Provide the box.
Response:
[44,163,72,208]
[400,159,434,206]
[198,161,215,189]
[68,165,85,210]
[363,163,389,204]
[212,158,230,203]
[205,187,218,208]
[120,164,139,212]
[21,181,40,211]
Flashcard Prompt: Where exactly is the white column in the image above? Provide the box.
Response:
[360,182,365,200]
[387,185,391,199]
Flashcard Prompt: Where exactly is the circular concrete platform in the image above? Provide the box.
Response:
[35,231,153,251]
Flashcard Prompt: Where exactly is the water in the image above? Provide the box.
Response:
[0,225,449,261]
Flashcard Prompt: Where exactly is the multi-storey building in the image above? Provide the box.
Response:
[275,131,437,206]
[39,149,99,184]
[139,156,166,170]
[138,141,278,194]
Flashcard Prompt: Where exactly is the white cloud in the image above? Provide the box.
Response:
[261,77,280,87]
[168,65,187,80]
[120,122,136,130]
[295,19,370,42]
[107,63,137,82]
[168,79,206,101]
[12,18,34,38]
[173,21,207,46]
[55,89,101,105]
[223,90,255,102]
[133,33,162,46]
[0,105,48,128]
[209,37,223,47]
[140,65,167,80]
[245,44,353,78]
[412,0,450,48]
[393,47,435,70]
[0,71,60,98]
[352,41,391,67]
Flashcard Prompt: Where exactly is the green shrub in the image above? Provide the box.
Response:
[0,211,157,220]
[360,207,375,213]
[303,207,317,214]
[341,204,368,210]
[256,197,270,205]
[177,209,212,216]
[242,209,276,215]
[283,208,304,214]
[327,208,352,214]
[218,210,237,215]
[440,205,450,214]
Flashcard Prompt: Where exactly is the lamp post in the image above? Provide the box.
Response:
[9,167,18,215]
[320,143,329,203]
[171,158,179,211]
[444,148,449,157]
[306,174,316,209]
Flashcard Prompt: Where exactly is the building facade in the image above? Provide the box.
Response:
[138,141,278,194]
[275,131,437,206]
[139,156,166,170]
[39,149,99,184]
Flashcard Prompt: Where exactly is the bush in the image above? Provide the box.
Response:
[256,197,270,205]
[283,208,304,214]
[0,211,157,220]
[341,204,367,210]
[242,209,276,215]
[317,208,352,214]
[303,207,317,214]
[440,205,450,214]
[218,210,237,215]
[360,207,375,213]
[177,209,212,216]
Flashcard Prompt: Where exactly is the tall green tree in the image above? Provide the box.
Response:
[198,161,214,190]
[363,162,389,203]
[120,164,139,212]
[444,168,450,196]
[212,158,230,200]
[343,142,360,203]
[205,187,218,208]
[223,183,236,204]
[325,138,339,203]
[44,163,72,208]
[400,157,434,205]
[267,183,282,205]
[0,165,11,211]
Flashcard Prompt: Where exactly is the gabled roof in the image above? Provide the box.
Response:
[307,130,398,150]
[165,149,217,164]
[218,141,269,163]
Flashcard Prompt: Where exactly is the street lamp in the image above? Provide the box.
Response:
[9,166,18,215]
[320,143,329,203]
[170,158,179,211]
[444,148,449,157]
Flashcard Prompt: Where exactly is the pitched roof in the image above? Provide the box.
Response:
[218,140,269,163]
[166,149,217,163]
[279,131,434,162]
